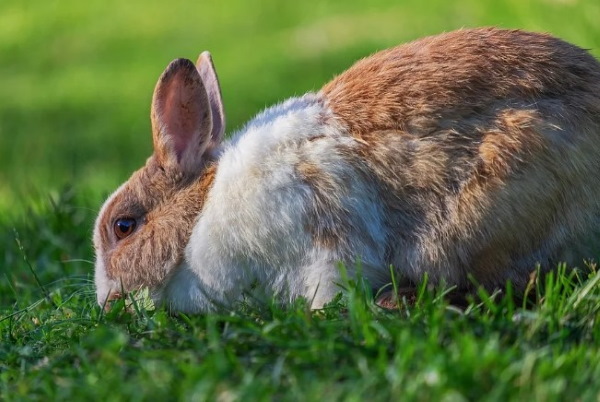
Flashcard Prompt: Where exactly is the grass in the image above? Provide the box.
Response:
[2,192,600,400]
[2,0,600,400]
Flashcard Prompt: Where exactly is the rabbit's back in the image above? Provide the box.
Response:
[323,27,600,136]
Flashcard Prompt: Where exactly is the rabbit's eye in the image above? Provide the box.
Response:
[114,218,136,240]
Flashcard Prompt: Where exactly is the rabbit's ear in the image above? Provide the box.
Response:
[196,51,226,144]
[151,58,218,174]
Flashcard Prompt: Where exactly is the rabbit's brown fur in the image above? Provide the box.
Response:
[321,27,600,289]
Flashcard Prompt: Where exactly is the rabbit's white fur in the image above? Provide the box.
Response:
[157,95,388,311]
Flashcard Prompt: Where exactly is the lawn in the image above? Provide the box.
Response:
[2,0,600,400]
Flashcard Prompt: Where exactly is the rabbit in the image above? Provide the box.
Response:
[93,27,600,313]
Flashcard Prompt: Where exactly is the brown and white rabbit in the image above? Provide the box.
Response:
[93,27,600,313]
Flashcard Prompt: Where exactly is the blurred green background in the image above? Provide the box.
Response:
[1,0,600,214]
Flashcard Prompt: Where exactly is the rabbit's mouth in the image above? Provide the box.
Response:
[98,287,157,313]
[95,256,157,312]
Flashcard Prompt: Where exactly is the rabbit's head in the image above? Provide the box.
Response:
[93,53,224,307]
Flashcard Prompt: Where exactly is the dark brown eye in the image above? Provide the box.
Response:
[114,218,137,240]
